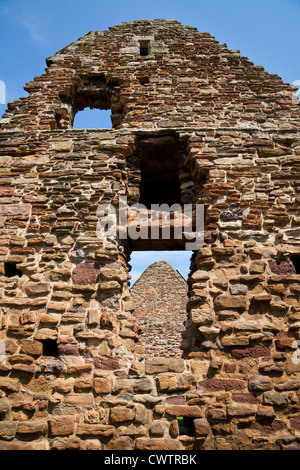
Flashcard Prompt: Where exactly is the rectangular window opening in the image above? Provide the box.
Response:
[139,40,150,57]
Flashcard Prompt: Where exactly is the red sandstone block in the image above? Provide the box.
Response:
[290,415,300,431]
[0,204,30,219]
[231,344,271,360]
[110,407,135,423]
[165,405,203,418]
[0,187,14,197]
[0,439,49,450]
[17,420,46,435]
[194,418,210,436]
[48,416,75,437]
[199,378,245,392]
[214,295,247,311]
[207,408,227,421]
[74,377,93,391]
[94,377,112,394]
[58,344,79,356]
[76,423,115,437]
[135,438,181,451]
[72,262,100,285]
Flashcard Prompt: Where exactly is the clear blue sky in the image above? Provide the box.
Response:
[0,0,299,282]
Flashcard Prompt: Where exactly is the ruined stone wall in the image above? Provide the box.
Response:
[1,20,299,132]
[131,261,188,358]
[0,20,299,451]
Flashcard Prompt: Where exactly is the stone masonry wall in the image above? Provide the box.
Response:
[0,20,299,450]
[131,261,188,358]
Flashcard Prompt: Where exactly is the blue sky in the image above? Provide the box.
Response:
[1,0,300,282]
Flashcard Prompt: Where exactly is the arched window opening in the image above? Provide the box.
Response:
[56,75,124,129]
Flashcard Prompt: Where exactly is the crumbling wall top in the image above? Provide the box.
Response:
[1,19,299,132]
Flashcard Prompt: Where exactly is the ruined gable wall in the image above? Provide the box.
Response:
[131,261,188,358]
[1,20,299,132]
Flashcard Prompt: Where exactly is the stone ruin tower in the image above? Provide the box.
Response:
[131,261,188,358]
[0,19,299,450]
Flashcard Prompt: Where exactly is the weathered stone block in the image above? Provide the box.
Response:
[48,416,75,437]
[76,424,115,437]
[94,377,112,394]
[100,267,127,283]
[72,262,100,285]
[0,377,20,393]
[0,399,11,415]
[227,403,257,417]
[25,282,50,296]
[145,357,185,374]
[199,378,246,392]
[207,408,227,421]
[20,340,43,356]
[214,295,247,311]
[248,375,274,393]
[221,335,250,347]
[156,374,196,392]
[231,344,271,359]
[0,421,17,441]
[110,407,135,424]
[194,418,210,436]
[150,420,168,436]
[0,204,30,219]
[17,420,45,435]
[135,438,181,450]
[134,404,152,425]
[74,377,93,391]
[165,405,203,419]
[263,390,288,406]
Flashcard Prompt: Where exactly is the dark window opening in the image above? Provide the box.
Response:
[139,76,150,85]
[126,134,196,251]
[42,340,59,358]
[4,263,22,278]
[290,255,300,274]
[177,417,195,437]
[136,135,184,209]
[139,40,150,56]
